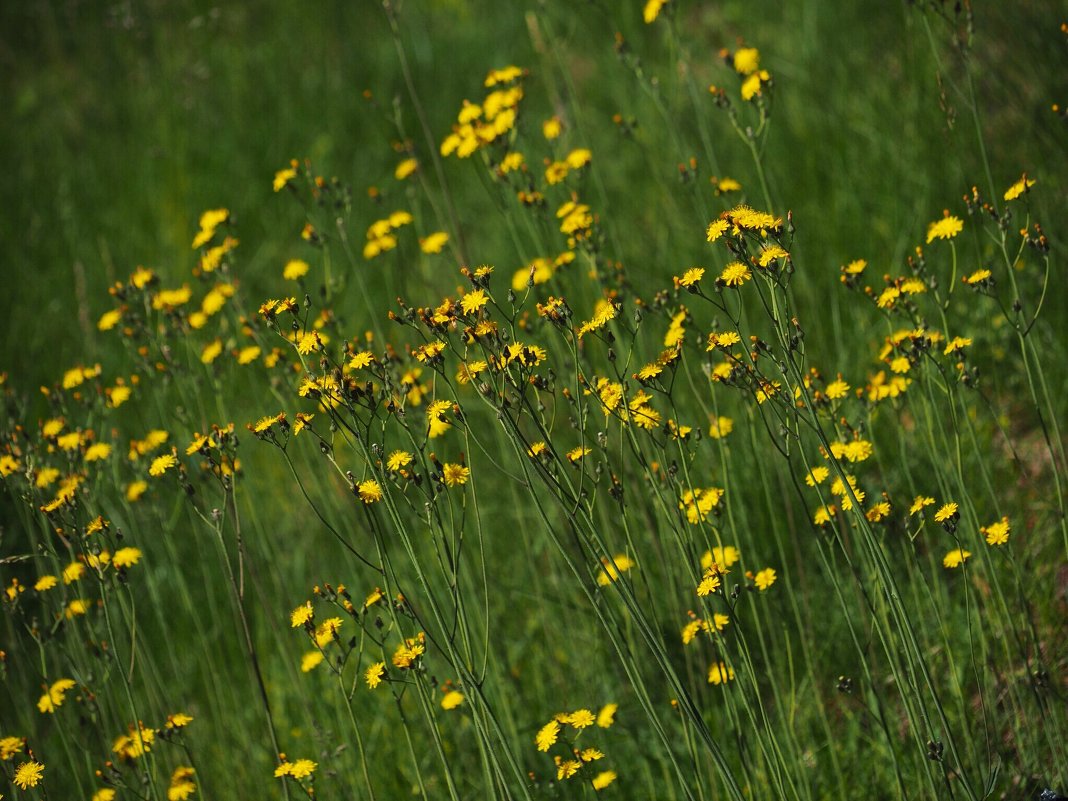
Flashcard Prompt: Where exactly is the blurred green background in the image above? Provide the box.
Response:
[2,1,1067,797]
[3,0,1065,392]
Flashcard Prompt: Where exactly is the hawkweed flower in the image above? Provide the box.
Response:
[982,517,1011,546]
[14,760,44,789]
[943,548,971,569]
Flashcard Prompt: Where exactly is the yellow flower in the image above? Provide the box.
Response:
[273,166,297,192]
[677,267,705,287]
[982,516,1011,546]
[757,244,789,267]
[926,214,964,243]
[201,339,223,364]
[535,720,560,751]
[35,575,58,592]
[14,760,44,789]
[149,454,178,477]
[113,547,142,569]
[442,463,470,487]
[706,219,729,242]
[592,770,617,790]
[1,736,25,760]
[1003,174,1035,201]
[290,602,313,628]
[63,562,85,584]
[542,116,562,139]
[933,502,958,523]
[596,554,637,586]
[596,703,617,728]
[358,480,383,503]
[943,548,971,569]
[909,495,935,515]
[754,568,777,591]
[168,766,196,801]
[301,651,324,672]
[126,481,148,502]
[643,0,667,23]
[461,289,489,315]
[420,231,449,254]
[708,662,735,685]
[98,309,122,331]
[283,259,310,280]
[387,451,413,471]
[567,446,592,463]
[84,442,112,462]
[733,47,760,75]
[289,759,317,779]
[93,789,118,801]
[37,678,77,713]
[556,757,582,779]
[825,379,850,400]
[719,261,751,287]
[441,690,464,710]
[394,158,419,180]
[566,148,592,169]
[191,208,229,249]
[365,661,386,689]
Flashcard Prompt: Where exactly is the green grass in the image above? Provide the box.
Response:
[2,1,1067,799]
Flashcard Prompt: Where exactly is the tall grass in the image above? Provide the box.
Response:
[2,1,1066,798]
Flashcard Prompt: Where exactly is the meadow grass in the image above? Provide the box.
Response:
[2,1,1067,799]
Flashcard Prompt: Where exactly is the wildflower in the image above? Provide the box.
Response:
[314,617,342,647]
[149,453,178,477]
[274,165,297,192]
[708,416,734,439]
[192,208,228,249]
[357,480,383,504]
[714,176,742,194]
[301,651,324,672]
[200,339,223,364]
[168,766,197,801]
[365,661,386,689]
[35,575,58,592]
[596,703,617,728]
[1003,174,1035,201]
[757,244,789,267]
[98,308,122,331]
[926,214,964,243]
[392,636,425,668]
[680,487,724,524]
[275,759,317,780]
[127,480,148,501]
[643,0,667,23]
[441,463,471,487]
[567,446,592,463]
[866,501,891,522]
[708,662,735,685]
[113,724,155,759]
[677,267,705,288]
[113,548,142,569]
[535,720,560,751]
[754,568,777,591]
[562,708,595,728]
[394,158,418,180]
[556,757,582,779]
[283,259,309,280]
[461,289,489,315]
[94,789,117,801]
[566,148,592,169]
[165,713,194,728]
[84,442,112,462]
[943,336,972,356]
[14,760,44,789]
[909,495,934,515]
[719,261,751,287]
[825,379,850,400]
[934,502,958,523]
[0,736,24,760]
[63,562,85,584]
[982,517,1011,546]
[702,546,739,569]
[706,219,729,242]
[420,231,449,254]
[387,451,413,471]
[66,599,90,618]
[963,268,993,287]
[733,47,760,75]
[830,439,872,463]
[592,771,618,790]
[943,548,971,569]
[696,570,722,596]
[290,602,313,628]
[580,748,604,762]
[542,117,562,139]
[38,678,77,713]
[441,690,464,710]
